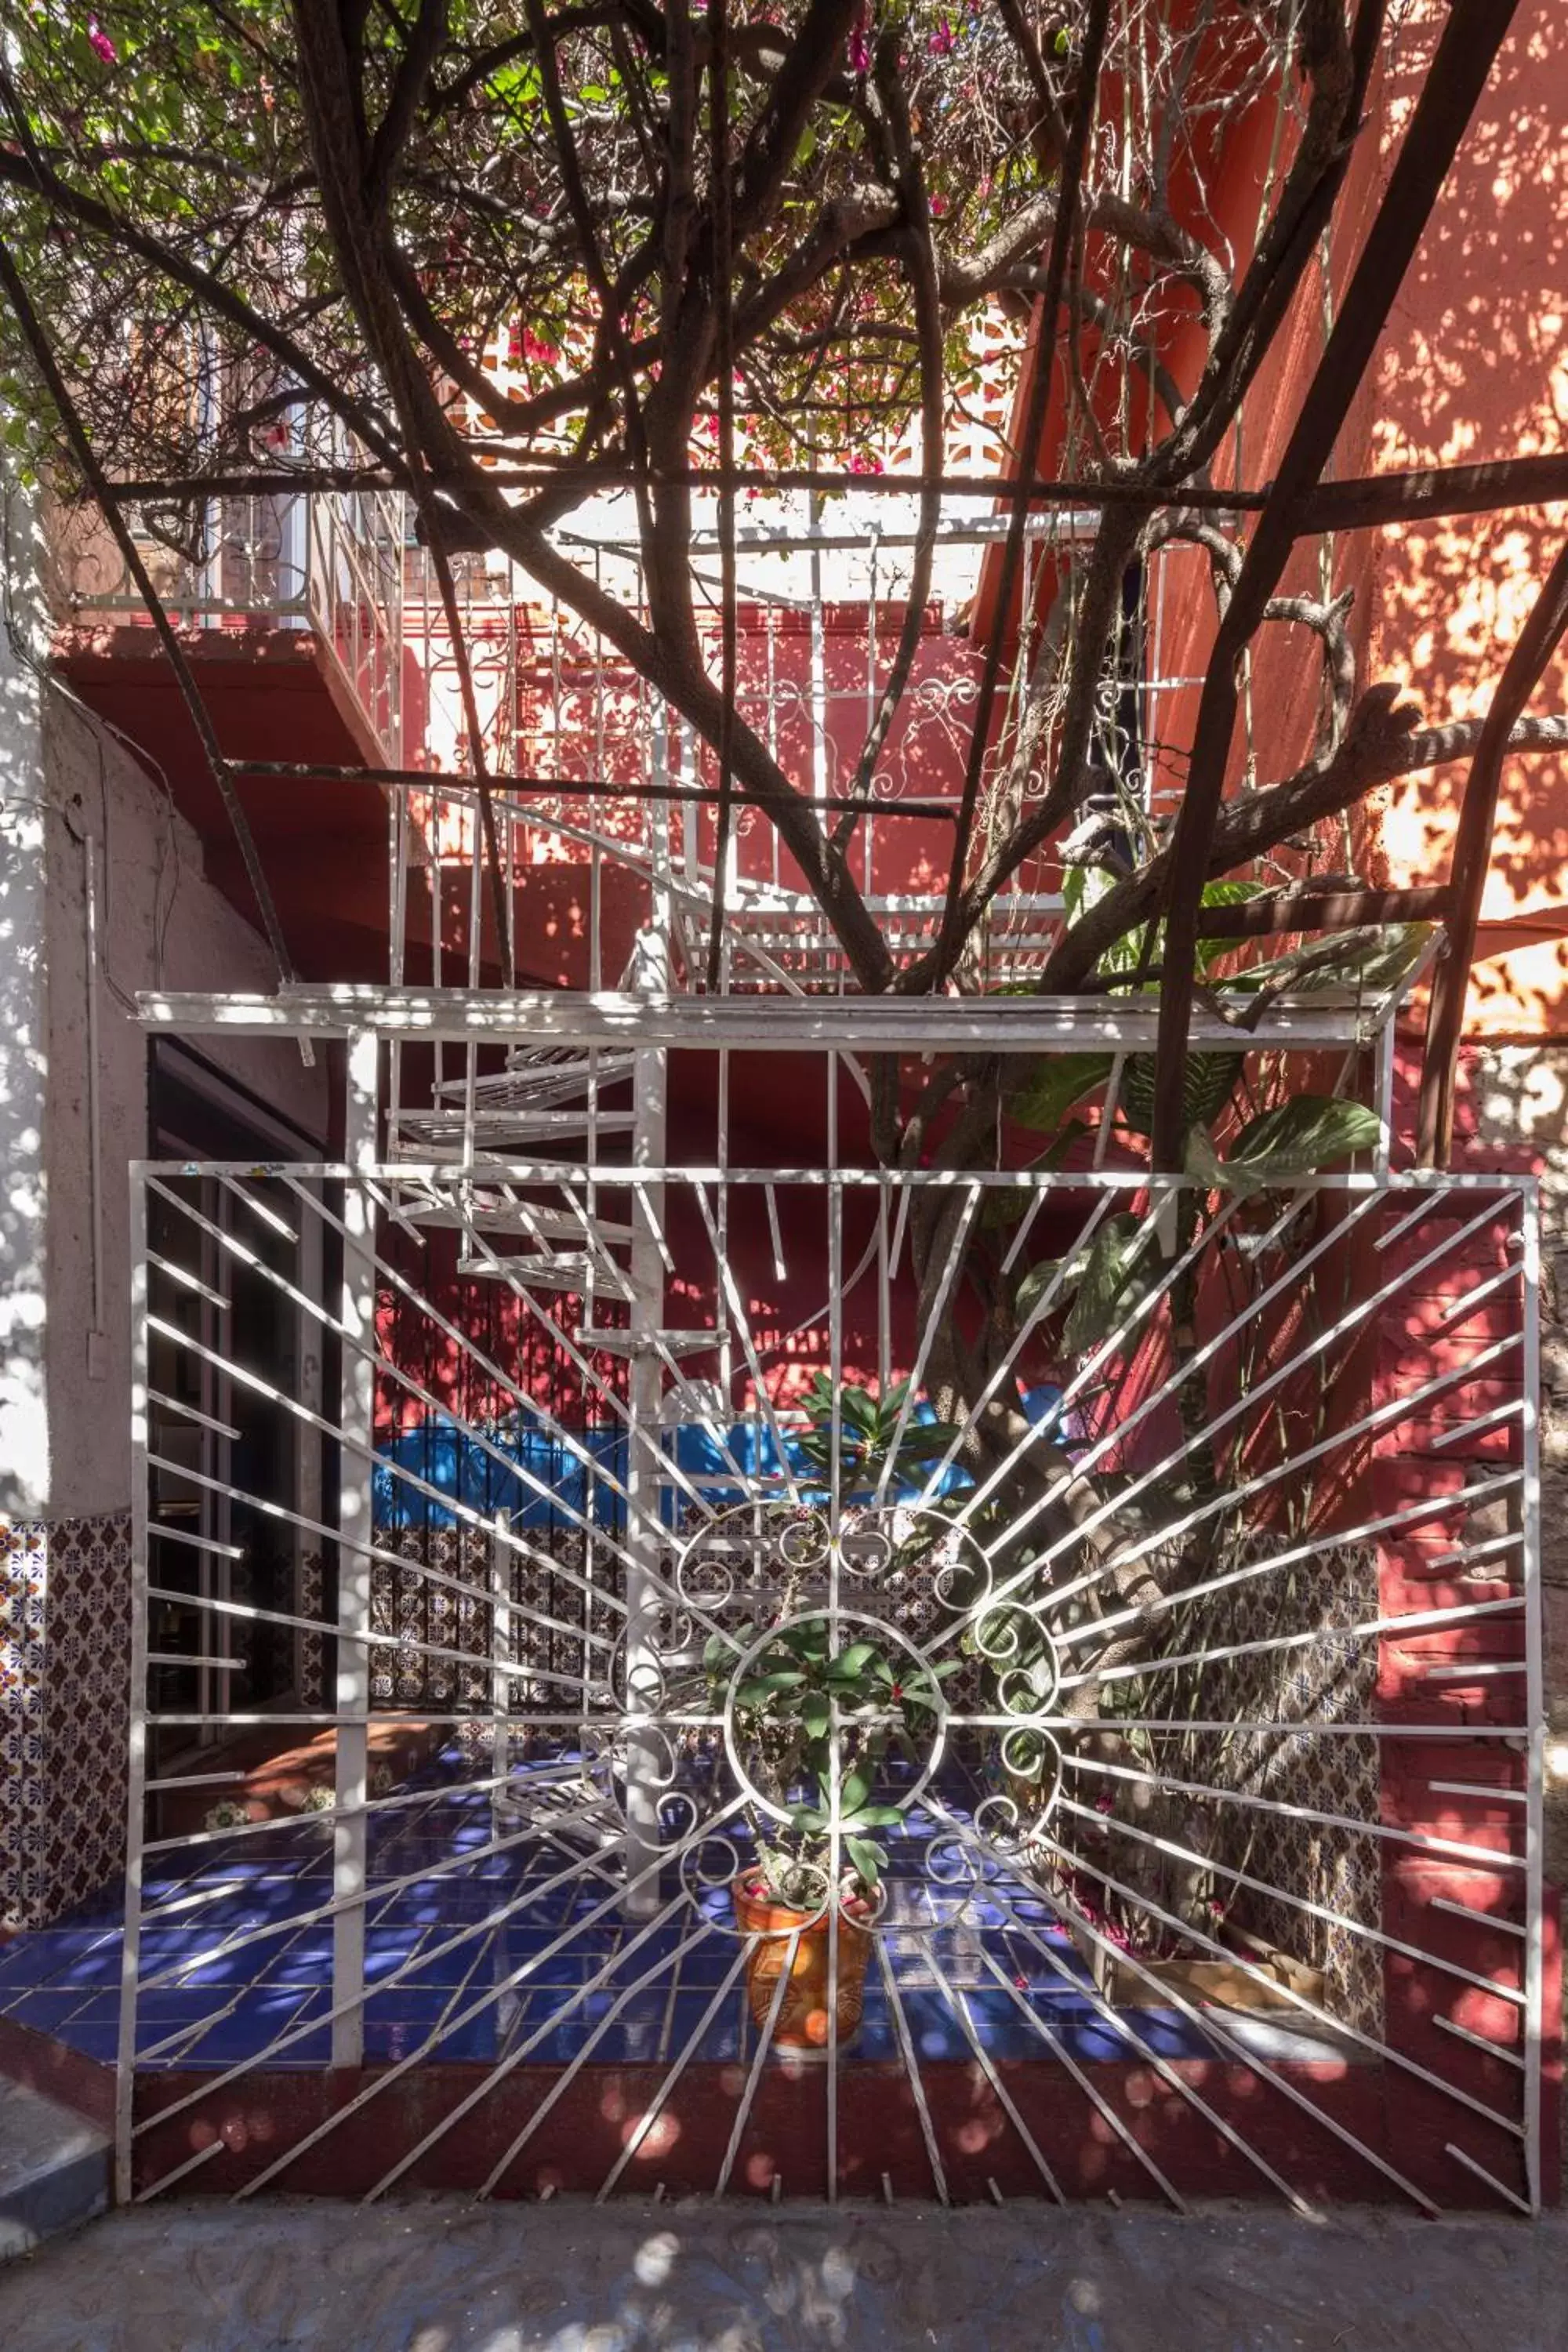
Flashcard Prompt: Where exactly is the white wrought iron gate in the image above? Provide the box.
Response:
[119,1134,1546,2213]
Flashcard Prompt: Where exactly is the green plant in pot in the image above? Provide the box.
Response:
[714,1613,954,2051]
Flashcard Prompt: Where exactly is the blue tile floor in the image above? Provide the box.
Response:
[0,1748,1354,2075]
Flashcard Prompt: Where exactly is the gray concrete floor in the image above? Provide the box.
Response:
[0,2201,1565,2352]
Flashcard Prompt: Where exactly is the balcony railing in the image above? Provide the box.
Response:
[54,483,405,765]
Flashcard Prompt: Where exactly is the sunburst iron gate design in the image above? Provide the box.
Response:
[119,1159,1546,2212]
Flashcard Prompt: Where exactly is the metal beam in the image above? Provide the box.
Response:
[136,984,1395,1051]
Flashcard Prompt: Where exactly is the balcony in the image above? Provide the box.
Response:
[50,485,412,981]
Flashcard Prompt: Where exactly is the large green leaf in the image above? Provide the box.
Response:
[1273,923,1434,998]
[1008,1052,1114,1134]
[1220,923,1435,1004]
[734,1669,807,1708]
[1198,1094,1385,1194]
[845,1836,887,1888]
[1195,879,1267,975]
[1118,1051,1245,1138]
[827,1642,881,1681]
[1062,1211,1162,1355]
[1014,1250,1076,1324]
[837,1385,880,1435]
[890,1422,964,1461]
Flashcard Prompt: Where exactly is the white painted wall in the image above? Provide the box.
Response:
[0,490,51,1518]
[0,459,328,1521]
[38,689,328,1517]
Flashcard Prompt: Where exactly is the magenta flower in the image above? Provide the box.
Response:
[87,16,117,63]
[928,18,955,54]
[848,0,869,74]
[1094,1792,1115,1815]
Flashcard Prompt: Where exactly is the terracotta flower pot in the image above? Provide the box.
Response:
[731,1878,873,2053]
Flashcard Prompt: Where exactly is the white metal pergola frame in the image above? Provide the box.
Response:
[114,970,1546,2215]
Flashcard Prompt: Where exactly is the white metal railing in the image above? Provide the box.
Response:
[55,481,404,765]
[110,1149,1543,2212]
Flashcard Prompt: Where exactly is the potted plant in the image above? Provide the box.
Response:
[714,1611,953,2053]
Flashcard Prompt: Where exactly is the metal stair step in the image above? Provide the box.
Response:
[431,1051,635,1113]
[400,1203,638,1246]
[458,1254,636,1300]
[576,1325,720,1358]
[401,1109,637,1136]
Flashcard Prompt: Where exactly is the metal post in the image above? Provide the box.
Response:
[115,1170,152,2203]
[332,1029,379,2064]
[491,1508,513,1822]
[1373,1013,1397,1177]
[809,496,828,815]
[1519,1177,1545,2211]
[622,724,673,1915]
[296,1198,325,1704]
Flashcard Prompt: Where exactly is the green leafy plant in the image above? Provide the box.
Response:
[710,1613,957,1902]
[794,1373,963,1490]
[1185,1094,1385,1195]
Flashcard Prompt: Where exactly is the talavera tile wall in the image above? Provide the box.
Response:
[1,1511,132,1930]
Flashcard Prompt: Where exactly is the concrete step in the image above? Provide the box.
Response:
[0,2074,109,2263]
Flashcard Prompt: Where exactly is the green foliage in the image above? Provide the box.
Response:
[795,1372,961,1487]
[0,0,1062,488]
[1116,1051,1246,1139]
[725,1613,956,1898]
[1186,1094,1385,1193]
[1229,923,1434,1002]
[1014,1209,1165,1353]
[1009,1052,1114,1135]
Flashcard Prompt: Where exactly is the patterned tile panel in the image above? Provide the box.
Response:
[1,1510,132,1930]
[0,1523,49,1929]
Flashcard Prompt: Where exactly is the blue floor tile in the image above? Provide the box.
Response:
[3,1755,1276,2078]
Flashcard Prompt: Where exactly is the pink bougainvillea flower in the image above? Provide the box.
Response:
[86,15,117,62]
[848,0,870,74]
[1094,1792,1115,1815]
[847,452,884,475]
[522,328,558,366]
[928,194,948,217]
[928,18,955,54]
